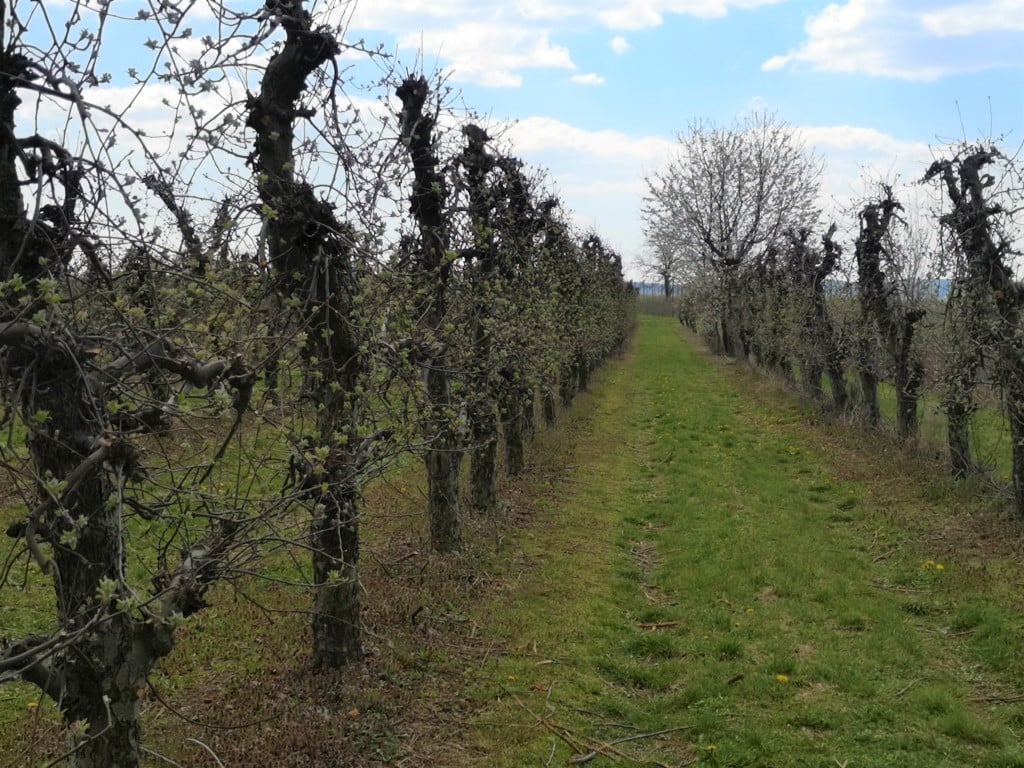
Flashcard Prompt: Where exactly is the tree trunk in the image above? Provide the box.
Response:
[559,366,578,407]
[542,388,557,425]
[60,617,170,768]
[826,362,848,413]
[578,360,590,391]
[427,447,462,553]
[1007,383,1024,517]
[893,319,924,441]
[859,363,880,427]
[801,357,824,402]
[946,398,973,479]
[16,343,178,767]
[503,386,529,476]
[396,76,464,551]
[857,334,880,426]
[470,406,498,513]
[310,390,362,665]
[895,386,919,441]
[462,126,499,516]
[310,489,361,667]
[521,388,536,437]
[247,2,366,665]
[425,362,462,552]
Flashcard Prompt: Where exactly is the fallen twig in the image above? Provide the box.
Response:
[967,693,1024,704]
[635,620,683,630]
[894,679,920,697]
[499,684,587,755]
[869,580,928,593]
[567,725,694,764]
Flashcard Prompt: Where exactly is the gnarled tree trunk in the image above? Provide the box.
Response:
[397,76,463,552]
[247,0,366,664]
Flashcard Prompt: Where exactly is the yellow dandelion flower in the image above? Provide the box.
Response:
[935,563,945,571]
[26,701,38,711]
[775,674,789,683]
[705,744,718,752]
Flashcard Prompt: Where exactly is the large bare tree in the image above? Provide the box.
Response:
[644,113,821,357]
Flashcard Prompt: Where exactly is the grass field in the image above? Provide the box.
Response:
[3,314,1024,766]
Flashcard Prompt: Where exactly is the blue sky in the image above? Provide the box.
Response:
[341,0,1024,278]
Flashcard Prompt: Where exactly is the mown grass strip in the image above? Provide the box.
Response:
[460,314,1024,767]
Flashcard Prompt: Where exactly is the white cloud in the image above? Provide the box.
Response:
[598,0,784,30]
[502,116,675,164]
[349,0,475,30]
[343,0,791,86]
[764,0,1024,79]
[921,0,1024,37]
[515,0,581,20]
[570,72,606,85]
[599,3,666,29]
[796,124,930,159]
[347,0,784,33]
[397,23,575,87]
[485,116,678,272]
[793,124,936,223]
[610,35,631,53]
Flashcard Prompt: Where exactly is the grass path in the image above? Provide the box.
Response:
[458,315,1024,767]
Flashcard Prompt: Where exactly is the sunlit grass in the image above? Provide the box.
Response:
[460,315,1024,767]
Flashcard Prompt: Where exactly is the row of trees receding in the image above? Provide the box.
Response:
[0,1,635,765]
[644,114,1023,513]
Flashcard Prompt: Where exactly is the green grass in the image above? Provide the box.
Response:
[458,315,1024,767]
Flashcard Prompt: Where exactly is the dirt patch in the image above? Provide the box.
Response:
[630,540,676,606]
[794,643,815,660]
[757,586,780,604]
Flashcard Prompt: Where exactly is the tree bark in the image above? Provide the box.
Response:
[397,75,463,551]
[854,191,905,429]
[503,387,529,476]
[246,0,365,663]
[469,410,498,513]
[462,126,500,514]
[542,388,557,425]
[927,150,1022,497]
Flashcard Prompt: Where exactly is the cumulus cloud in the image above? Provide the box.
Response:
[598,0,784,30]
[345,0,789,86]
[502,116,675,164]
[764,0,1024,79]
[487,116,678,271]
[515,0,581,21]
[797,124,931,159]
[921,0,1024,36]
[397,23,575,87]
[793,124,937,221]
[610,35,631,53]
[349,0,474,30]
[570,72,606,85]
